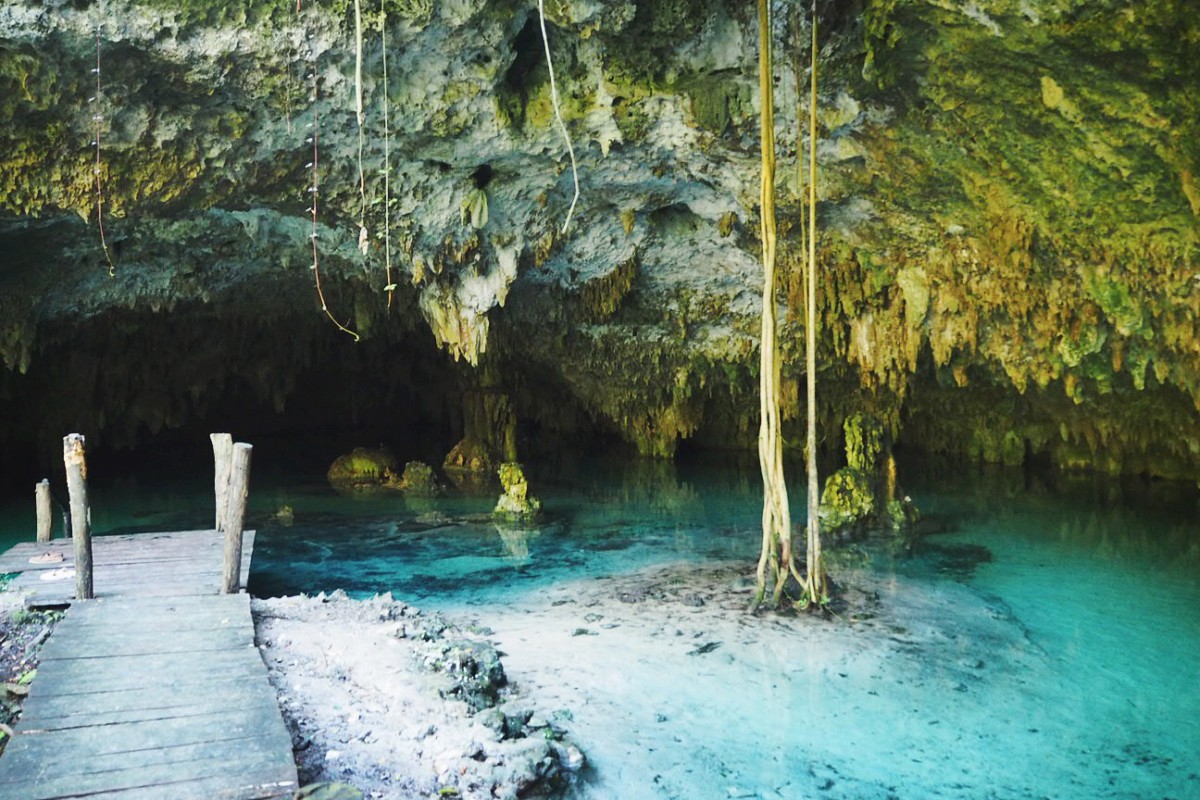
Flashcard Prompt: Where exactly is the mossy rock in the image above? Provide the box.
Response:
[423,638,507,713]
[885,497,920,531]
[819,467,877,534]
[494,462,541,521]
[443,437,498,488]
[326,447,400,491]
[844,413,886,472]
[398,460,441,497]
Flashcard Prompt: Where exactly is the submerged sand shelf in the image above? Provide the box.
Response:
[252,555,1199,800]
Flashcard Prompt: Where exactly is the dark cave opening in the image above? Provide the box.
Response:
[0,298,619,504]
[0,305,455,490]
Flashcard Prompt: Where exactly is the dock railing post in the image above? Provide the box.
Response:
[221,442,253,594]
[63,434,94,600]
[211,433,233,532]
[36,479,52,543]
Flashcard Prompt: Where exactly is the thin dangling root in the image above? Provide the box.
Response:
[802,2,825,603]
[303,1,359,342]
[381,0,395,310]
[91,15,115,278]
[354,0,369,256]
[537,0,580,234]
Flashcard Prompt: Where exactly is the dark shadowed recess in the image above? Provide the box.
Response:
[0,296,617,502]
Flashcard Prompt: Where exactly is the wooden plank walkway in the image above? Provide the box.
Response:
[0,530,255,606]
[0,530,299,800]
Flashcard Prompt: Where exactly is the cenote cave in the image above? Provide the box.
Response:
[1,0,1198,798]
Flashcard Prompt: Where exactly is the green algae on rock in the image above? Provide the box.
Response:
[327,447,401,491]
[493,461,541,521]
[821,413,918,534]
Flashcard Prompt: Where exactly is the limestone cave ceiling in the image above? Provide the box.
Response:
[0,0,1197,479]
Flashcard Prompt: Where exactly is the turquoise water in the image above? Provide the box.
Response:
[1,455,1197,798]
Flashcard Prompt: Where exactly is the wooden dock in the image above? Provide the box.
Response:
[0,529,299,800]
[0,530,256,607]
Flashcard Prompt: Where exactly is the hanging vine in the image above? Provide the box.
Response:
[354,0,369,256]
[302,1,360,341]
[90,6,115,278]
[800,0,826,605]
[537,0,580,234]
[753,0,802,610]
[380,0,395,310]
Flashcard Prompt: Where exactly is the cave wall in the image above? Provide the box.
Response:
[0,0,1197,479]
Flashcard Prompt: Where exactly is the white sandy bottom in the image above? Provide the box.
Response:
[445,563,1019,800]
[254,560,1194,800]
[449,561,1191,800]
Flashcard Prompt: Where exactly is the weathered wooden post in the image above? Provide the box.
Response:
[211,433,233,531]
[63,434,94,600]
[221,442,253,594]
[35,479,52,543]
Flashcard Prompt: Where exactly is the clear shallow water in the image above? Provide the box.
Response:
[1,455,1197,798]
[248,457,767,604]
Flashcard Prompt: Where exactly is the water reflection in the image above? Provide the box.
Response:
[494,520,540,563]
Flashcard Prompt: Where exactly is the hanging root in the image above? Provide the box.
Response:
[304,3,359,342]
[537,0,580,234]
[91,16,115,278]
[381,0,395,310]
[354,0,369,255]
[802,1,825,603]
[753,0,802,611]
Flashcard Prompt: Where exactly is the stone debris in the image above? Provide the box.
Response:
[252,591,584,800]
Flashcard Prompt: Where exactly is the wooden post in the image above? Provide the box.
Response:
[211,433,233,531]
[35,479,52,543]
[63,434,94,600]
[221,442,253,594]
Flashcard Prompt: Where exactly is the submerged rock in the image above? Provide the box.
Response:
[273,504,295,526]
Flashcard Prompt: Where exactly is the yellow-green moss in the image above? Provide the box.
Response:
[680,73,752,136]
[578,254,637,323]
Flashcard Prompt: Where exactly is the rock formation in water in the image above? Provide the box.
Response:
[493,461,540,520]
[0,1,1196,482]
[820,412,918,534]
[327,446,401,491]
